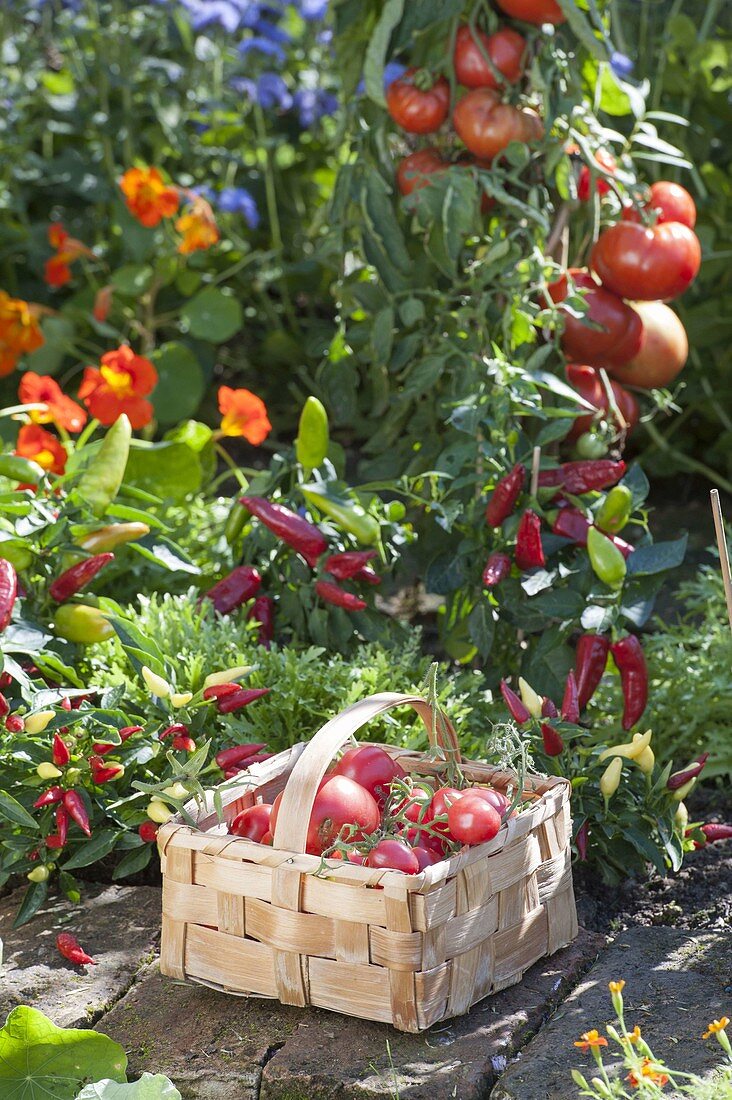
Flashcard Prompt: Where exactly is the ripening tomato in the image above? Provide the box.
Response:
[465,786,510,815]
[305,775,380,855]
[364,837,420,874]
[565,364,639,441]
[426,785,463,839]
[494,0,566,24]
[394,787,433,822]
[403,825,449,857]
[396,149,446,196]
[453,25,526,89]
[577,149,617,202]
[622,181,696,229]
[412,844,443,870]
[605,301,688,389]
[230,803,272,842]
[549,268,642,368]
[590,221,701,301]
[332,744,406,806]
[447,793,501,845]
[386,69,450,134]
[453,89,543,160]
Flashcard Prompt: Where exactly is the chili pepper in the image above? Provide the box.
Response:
[147,799,174,824]
[79,521,150,553]
[172,733,196,752]
[698,823,732,844]
[485,463,526,527]
[8,714,26,734]
[610,634,648,730]
[36,760,61,778]
[674,802,689,833]
[172,690,192,708]
[0,453,46,484]
[138,821,158,843]
[240,496,328,567]
[667,752,709,791]
[325,550,378,580]
[141,665,170,697]
[0,686,9,709]
[587,526,627,589]
[598,729,652,763]
[0,543,33,571]
[635,743,655,775]
[76,413,131,516]
[561,670,580,724]
[63,790,91,837]
[34,786,64,809]
[159,722,189,741]
[53,604,114,644]
[482,552,511,588]
[596,485,633,535]
[224,499,248,545]
[575,820,589,861]
[315,580,367,611]
[56,932,96,966]
[355,566,381,585]
[0,559,17,633]
[672,777,696,802]
[47,805,69,848]
[215,742,268,770]
[93,725,143,755]
[600,757,623,801]
[538,459,626,496]
[60,697,72,711]
[203,566,261,615]
[518,677,543,718]
[540,697,564,756]
[49,553,114,603]
[500,680,530,725]
[300,484,380,546]
[26,710,55,735]
[515,510,545,570]
[575,634,610,710]
[89,755,125,783]
[247,595,274,648]
[203,682,241,702]
[52,732,70,766]
[296,396,329,470]
[27,864,50,882]
[203,665,252,690]
[217,687,271,715]
[553,507,634,558]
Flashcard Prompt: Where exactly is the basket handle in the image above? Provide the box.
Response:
[272,691,460,854]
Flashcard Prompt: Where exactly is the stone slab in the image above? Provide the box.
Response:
[0,884,161,1028]
[490,927,732,1100]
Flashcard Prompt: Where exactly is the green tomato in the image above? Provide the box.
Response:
[575,432,608,459]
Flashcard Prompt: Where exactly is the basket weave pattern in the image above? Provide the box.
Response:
[158,693,578,1032]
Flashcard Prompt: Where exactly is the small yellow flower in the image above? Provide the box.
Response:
[627,1025,642,1044]
[627,1058,668,1088]
[608,980,625,994]
[574,1029,608,1052]
[703,1017,730,1039]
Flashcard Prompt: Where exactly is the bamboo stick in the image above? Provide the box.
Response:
[710,489,732,633]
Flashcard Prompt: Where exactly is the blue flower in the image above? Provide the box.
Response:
[217,187,260,227]
[610,50,634,79]
[298,0,328,19]
[293,86,337,128]
[238,36,287,62]
[356,60,406,96]
[233,71,293,110]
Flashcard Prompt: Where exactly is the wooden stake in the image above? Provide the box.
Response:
[710,489,732,634]
[530,446,541,499]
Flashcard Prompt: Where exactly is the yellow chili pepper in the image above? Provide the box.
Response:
[635,744,655,776]
[203,665,252,689]
[147,799,174,824]
[24,710,55,735]
[518,677,543,719]
[170,692,193,708]
[600,757,623,801]
[141,665,170,698]
[36,761,61,779]
[674,802,689,832]
[161,782,188,801]
[27,864,50,882]
[672,777,696,802]
[598,729,652,763]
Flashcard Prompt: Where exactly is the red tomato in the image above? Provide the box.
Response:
[403,825,449,857]
[332,744,406,806]
[412,845,443,870]
[305,775,381,855]
[577,150,617,202]
[426,786,463,838]
[453,89,543,160]
[453,25,526,90]
[605,301,688,389]
[565,364,639,441]
[548,268,642,368]
[447,793,501,845]
[364,838,420,874]
[386,69,450,135]
[465,786,511,814]
[494,0,566,24]
[394,788,433,822]
[260,831,274,846]
[229,803,272,842]
[590,221,701,301]
[396,149,446,196]
[622,181,696,229]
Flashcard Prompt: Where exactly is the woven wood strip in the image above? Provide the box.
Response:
[309,958,394,1024]
[185,924,277,996]
[493,907,549,984]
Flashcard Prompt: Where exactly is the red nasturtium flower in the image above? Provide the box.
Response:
[18,372,87,434]
[93,285,113,323]
[218,386,271,444]
[44,223,92,288]
[79,345,158,430]
[0,291,45,376]
[15,424,67,475]
[176,197,219,255]
[119,167,179,228]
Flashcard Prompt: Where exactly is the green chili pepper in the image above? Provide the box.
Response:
[224,499,248,545]
[53,604,115,644]
[301,483,380,546]
[76,414,132,517]
[0,541,33,570]
[296,397,329,470]
[0,454,46,484]
[587,525,627,590]
[596,485,633,535]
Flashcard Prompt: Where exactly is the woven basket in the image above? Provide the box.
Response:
[157,692,577,1032]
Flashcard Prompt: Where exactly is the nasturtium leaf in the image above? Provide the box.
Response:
[125,441,202,500]
[111,265,153,297]
[150,343,205,424]
[24,316,76,377]
[0,1006,127,1099]
[77,1075,181,1100]
[363,0,405,107]
[181,287,242,342]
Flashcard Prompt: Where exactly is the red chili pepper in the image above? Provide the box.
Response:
[172,733,196,752]
[56,932,96,966]
[667,752,709,791]
[610,634,648,730]
[5,714,23,733]
[355,566,381,585]
[538,460,626,496]
[139,821,158,843]
[215,742,268,770]
[46,805,69,849]
[222,753,273,778]
[539,697,564,755]
[575,820,589,861]
[0,671,12,688]
[515,510,545,571]
[203,565,261,615]
[485,463,526,527]
[482,552,511,588]
[561,670,580,724]
[0,559,18,632]
[34,786,64,809]
[0,693,10,718]
[699,823,732,844]
[203,682,240,702]
[325,550,377,580]
[247,595,274,648]
[315,580,367,611]
[61,697,72,711]
[93,725,142,755]
[500,680,531,725]
[52,732,70,767]
[159,723,189,742]
[63,790,91,837]
[217,687,271,715]
[89,755,124,784]
[240,496,327,568]
[575,634,610,710]
[49,553,114,602]
[553,507,634,558]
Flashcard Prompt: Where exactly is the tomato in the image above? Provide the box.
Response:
[394,787,432,822]
[396,149,446,196]
[386,69,450,135]
[332,744,406,806]
[575,432,609,459]
[453,25,526,90]
[230,803,272,841]
[590,221,701,301]
[306,775,380,855]
[260,831,274,846]
[549,268,642,368]
[453,89,543,160]
[426,785,463,838]
[403,825,449,856]
[447,793,501,845]
[412,845,443,870]
[364,838,420,874]
[577,150,617,202]
[622,181,696,229]
[565,364,639,441]
[605,301,688,389]
[465,786,510,815]
[494,0,566,25]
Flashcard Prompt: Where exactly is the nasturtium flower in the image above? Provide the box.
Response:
[218,385,271,444]
[703,1017,730,1039]
[574,1030,608,1052]
[608,980,625,994]
[19,372,87,433]
[0,291,44,376]
[627,1026,642,1044]
[176,206,219,255]
[626,1058,669,1088]
[93,285,113,323]
[79,345,158,430]
[44,223,91,288]
[44,256,73,288]
[15,423,66,475]
[120,167,179,229]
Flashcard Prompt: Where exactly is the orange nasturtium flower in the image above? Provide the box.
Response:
[79,345,158,430]
[15,424,66,475]
[218,386,271,445]
[120,167,179,228]
[608,980,626,994]
[0,291,44,376]
[703,1017,730,1039]
[93,285,114,323]
[574,1030,608,1052]
[43,223,92,288]
[627,1026,642,1044]
[19,372,87,434]
[176,196,219,255]
[626,1058,669,1088]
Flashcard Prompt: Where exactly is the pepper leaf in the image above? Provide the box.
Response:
[626,534,688,577]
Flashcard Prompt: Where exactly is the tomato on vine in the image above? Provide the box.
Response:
[453,88,543,159]
[605,300,688,389]
[386,69,450,134]
[549,268,642,368]
[396,149,446,196]
[332,744,406,806]
[364,837,420,873]
[453,25,526,90]
[622,180,696,229]
[493,0,566,25]
[591,221,701,301]
[565,364,639,442]
[447,793,501,845]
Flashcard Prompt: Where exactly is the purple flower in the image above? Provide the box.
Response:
[610,51,634,79]
[382,61,407,89]
[233,71,293,110]
[238,36,287,61]
[293,86,337,128]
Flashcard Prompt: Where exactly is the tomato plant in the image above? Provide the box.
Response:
[549,269,642,368]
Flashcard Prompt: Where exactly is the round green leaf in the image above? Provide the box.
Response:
[181,287,242,342]
[24,316,75,376]
[151,342,205,424]
[111,265,153,297]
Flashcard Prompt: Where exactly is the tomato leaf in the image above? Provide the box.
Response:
[363,0,405,107]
